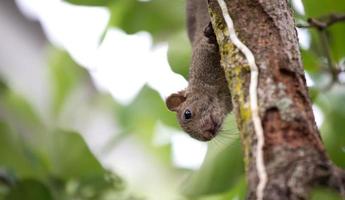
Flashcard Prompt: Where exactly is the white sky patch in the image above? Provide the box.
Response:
[15,0,187,105]
[171,134,207,170]
[146,44,188,99]
[338,72,345,84]
[90,30,152,104]
[100,137,182,200]
[153,122,208,169]
[291,0,305,15]
[340,58,345,69]
[153,123,174,146]
[15,0,47,20]
[297,28,311,49]
[312,105,324,128]
[153,121,180,146]
[305,72,315,87]
[91,29,187,104]
[16,0,109,68]
[15,0,194,172]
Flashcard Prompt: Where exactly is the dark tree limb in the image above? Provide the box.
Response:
[0,169,15,187]
[297,13,345,30]
[298,13,345,91]
[207,0,345,199]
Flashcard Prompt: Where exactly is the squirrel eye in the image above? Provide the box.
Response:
[183,109,192,120]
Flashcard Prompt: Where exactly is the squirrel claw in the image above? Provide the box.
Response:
[203,22,217,44]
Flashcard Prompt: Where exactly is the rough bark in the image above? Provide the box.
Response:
[207,0,345,199]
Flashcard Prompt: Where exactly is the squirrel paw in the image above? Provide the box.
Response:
[203,22,217,44]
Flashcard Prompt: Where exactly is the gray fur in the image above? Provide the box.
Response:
[166,0,232,141]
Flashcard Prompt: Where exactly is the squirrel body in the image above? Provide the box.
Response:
[166,0,232,141]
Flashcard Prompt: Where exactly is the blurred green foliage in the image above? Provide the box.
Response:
[108,0,185,41]
[49,50,86,116]
[0,0,344,199]
[0,50,138,199]
[302,0,345,61]
[311,187,343,200]
[181,115,244,198]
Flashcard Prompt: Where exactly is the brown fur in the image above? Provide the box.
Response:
[166,0,232,141]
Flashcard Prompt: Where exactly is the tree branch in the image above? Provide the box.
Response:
[298,13,345,90]
[297,13,345,30]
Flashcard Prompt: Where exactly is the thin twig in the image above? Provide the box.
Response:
[0,170,14,187]
[298,13,345,90]
[319,30,337,76]
[297,13,345,30]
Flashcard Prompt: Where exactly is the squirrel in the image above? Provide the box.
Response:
[166,0,232,141]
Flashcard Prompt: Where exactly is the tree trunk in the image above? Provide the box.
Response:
[207,0,345,199]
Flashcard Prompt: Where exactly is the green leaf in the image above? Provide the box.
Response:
[302,0,345,15]
[167,31,191,78]
[301,49,322,73]
[64,0,109,6]
[0,88,49,172]
[0,90,44,133]
[197,177,246,200]
[115,85,178,164]
[0,123,106,182]
[328,23,345,62]
[108,0,185,41]
[6,179,53,200]
[182,114,244,197]
[0,89,46,180]
[73,171,125,199]
[0,121,45,179]
[45,130,104,180]
[48,48,89,116]
[308,86,320,102]
[317,87,345,168]
[311,187,343,200]
[0,78,7,95]
[302,0,345,61]
[117,85,178,136]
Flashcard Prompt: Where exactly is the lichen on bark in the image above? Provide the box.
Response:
[208,3,253,173]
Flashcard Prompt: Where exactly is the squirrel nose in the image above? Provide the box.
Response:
[201,116,220,140]
[202,123,219,140]
[202,125,218,140]
[202,130,215,141]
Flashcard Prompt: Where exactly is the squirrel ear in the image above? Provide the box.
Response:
[166,91,186,112]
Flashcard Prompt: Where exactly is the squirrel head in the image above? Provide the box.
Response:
[166,90,227,141]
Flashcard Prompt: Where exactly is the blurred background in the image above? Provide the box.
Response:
[0,0,344,199]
